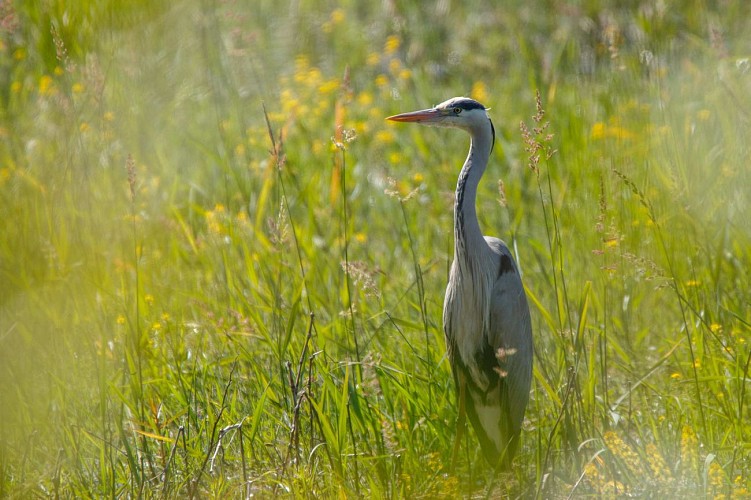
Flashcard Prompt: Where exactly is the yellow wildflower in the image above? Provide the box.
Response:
[591,122,606,139]
[604,431,643,476]
[318,78,340,95]
[375,74,389,88]
[357,91,374,107]
[374,129,395,145]
[470,81,489,104]
[384,35,400,55]
[330,8,345,24]
[645,443,673,483]
[388,58,402,75]
[680,425,699,480]
[366,52,380,66]
[39,75,54,95]
[709,461,725,491]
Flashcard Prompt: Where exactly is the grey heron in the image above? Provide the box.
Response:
[387,97,533,469]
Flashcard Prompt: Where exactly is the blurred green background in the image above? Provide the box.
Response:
[1,0,750,496]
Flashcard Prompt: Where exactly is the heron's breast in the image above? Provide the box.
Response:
[444,259,495,388]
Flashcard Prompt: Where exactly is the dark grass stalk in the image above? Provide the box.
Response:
[397,199,434,414]
[280,314,317,478]
[346,400,360,495]
[161,425,184,497]
[336,143,362,368]
[239,424,249,498]
[188,361,236,499]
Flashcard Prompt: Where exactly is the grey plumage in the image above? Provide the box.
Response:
[388,97,533,468]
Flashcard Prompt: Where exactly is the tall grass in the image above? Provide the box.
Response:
[1,0,750,497]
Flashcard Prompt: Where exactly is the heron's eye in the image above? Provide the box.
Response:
[452,107,462,115]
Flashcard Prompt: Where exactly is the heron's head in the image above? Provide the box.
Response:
[387,97,490,129]
[387,96,495,148]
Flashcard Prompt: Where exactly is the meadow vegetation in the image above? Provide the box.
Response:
[1,0,750,497]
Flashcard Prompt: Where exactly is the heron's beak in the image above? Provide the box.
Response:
[386,108,443,123]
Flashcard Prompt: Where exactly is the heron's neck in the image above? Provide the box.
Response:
[454,125,493,262]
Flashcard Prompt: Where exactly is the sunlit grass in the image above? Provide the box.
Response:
[1,0,750,497]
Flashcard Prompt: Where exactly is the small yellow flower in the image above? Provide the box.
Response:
[591,122,606,139]
[152,322,161,331]
[604,431,643,476]
[709,323,722,333]
[161,312,171,321]
[412,172,424,183]
[470,81,489,104]
[103,111,115,121]
[318,78,339,95]
[388,58,402,75]
[72,82,85,93]
[375,74,389,87]
[13,47,25,60]
[645,443,673,482]
[685,280,701,287]
[79,122,90,132]
[366,52,380,67]
[54,66,64,76]
[144,294,155,306]
[357,91,374,107]
[374,129,395,145]
[330,8,345,24]
[680,425,699,479]
[671,372,682,379]
[11,81,21,93]
[39,75,54,95]
[607,124,634,140]
[116,315,126,325]
[355,232,367,243]
[384,35,401,55]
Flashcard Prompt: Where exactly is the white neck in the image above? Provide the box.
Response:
[454,122,494,262]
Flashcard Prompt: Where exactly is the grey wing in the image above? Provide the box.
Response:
[485,237,533,434]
